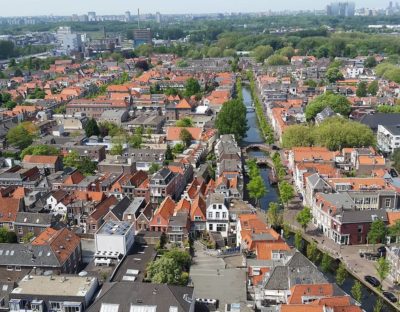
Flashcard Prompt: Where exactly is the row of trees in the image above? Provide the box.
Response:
[247,71,274,144]
[215,78,248,142]
[282,117,376,151]
[246,159,267,207]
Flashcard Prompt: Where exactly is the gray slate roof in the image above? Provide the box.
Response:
[86,282,194,312]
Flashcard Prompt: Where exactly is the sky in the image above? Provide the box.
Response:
[0,0,388,17]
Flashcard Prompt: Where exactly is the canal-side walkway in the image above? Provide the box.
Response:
[284,209,400,310]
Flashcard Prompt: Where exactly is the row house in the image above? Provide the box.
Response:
[66,99,130,119]
[0,197,24,231]
[21,155,63,175]
[14,212,54,242]
[312,191,388,245]
[149,167,182,206]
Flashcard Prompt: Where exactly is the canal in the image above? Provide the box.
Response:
[240,85,395,312]
[241,86,279,211]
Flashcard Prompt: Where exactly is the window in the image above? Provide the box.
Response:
[157,217,161,224]
[29,227,34,232]
[222,212,227,219]
[64,307,80,312]
[15,266,21,271]
[208,212,213,219]
[385,198,392,208]
[215,212,220,219]
[50,302,62,311]
[364,198,370,205]
[17,226,23,234]
[208,224,213,231]
[218,204,222,209]
[6,266,13,271]
[216,224,226,232]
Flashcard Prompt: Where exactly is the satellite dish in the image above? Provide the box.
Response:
[78,271,88,277]
[43,270,53,276]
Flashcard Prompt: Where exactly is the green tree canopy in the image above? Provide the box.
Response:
[84,118,100,138]
[63,151,96,175]
[368,80,379,96]
[267,202,283,230]
[326,67,344,83]
[267,54,290,66]
[278,181,295,208]
[247,175,267,206]
[364,56,377,68]
[215,99,247,142]
[176,117,193,127]
[179,128,193,148]
[253,45,274,63]
[336,262,348,286]
[296,207,313,232]
[184,78,201,98]
[375,257,390,288]
[21,145,59,159]
[356,81,367,97]
[321,253,332,273]
[306,241,320,264]
[0,228,17,243]
[149,163,161,174]
[6,124,37,150]
[281,125,314,149]
[367,219,387,245]
[351,281,362,303]
[305,93,351,120]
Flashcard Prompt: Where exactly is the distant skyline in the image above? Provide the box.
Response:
[0,0,390,17]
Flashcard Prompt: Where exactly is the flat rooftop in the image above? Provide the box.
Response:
[12,275,97,297]
[97,221,133,236]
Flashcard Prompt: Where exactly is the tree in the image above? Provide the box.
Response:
[326,67,344,83]
[129,134,142,148]
[282,124,314,149]
[165,145,174,162]
[184,78,201,98]
[351,281,362,303]
[373,298,383,312]
[179,128,193,148]
[253,45,274,63]
[321,253,332,273]
[21,145,59,159]
[267,202,283,230]
[176,117,193,127]
[215,99,247,142]
[294,230,303,251]
[84,118,100,138]
[306,241,320,264]
[356,81,367,97]
[247,175,267,207]
[278,181,294,208]
[0,228,17,243]
[368,219,387,246]
[22,232,35,243]
[368,80,379,96]
[172,143,185,154]
[146,249,190,285]
[305,93,351,120]
[149,163,161,174]
[110,143,123,156]
[14,68,23,77]
[296,207,312,232]
[267,54,290,66]
[364,56,377,68]
[63,151,96,175]
[6,124,36,150]
[375,257,390,288]
[135,60,150,71]
[336,262,348,286]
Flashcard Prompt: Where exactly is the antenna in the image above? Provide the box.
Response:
[137,9,140,28]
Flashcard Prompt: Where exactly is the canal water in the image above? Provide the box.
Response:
[241,86,395,312]
[241,86,279,211]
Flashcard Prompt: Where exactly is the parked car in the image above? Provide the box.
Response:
[383,291,398,303]
[364,275,380,287]
[377,246,387,258]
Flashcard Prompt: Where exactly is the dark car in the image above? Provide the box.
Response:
[377,246,387,257]
[364,275,381,287]
[383,291,398,303]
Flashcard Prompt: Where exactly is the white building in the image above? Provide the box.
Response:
[377,124,400,154]
[56,26,82,55]
[95,221,135,257]
[206,193,229,238]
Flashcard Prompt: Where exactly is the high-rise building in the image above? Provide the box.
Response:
[156,12,162,24]
[56,26,82,55]
[326,2,355,16]
[125,11,131,22]
[133,28,152,47]
[88,11,97,22]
